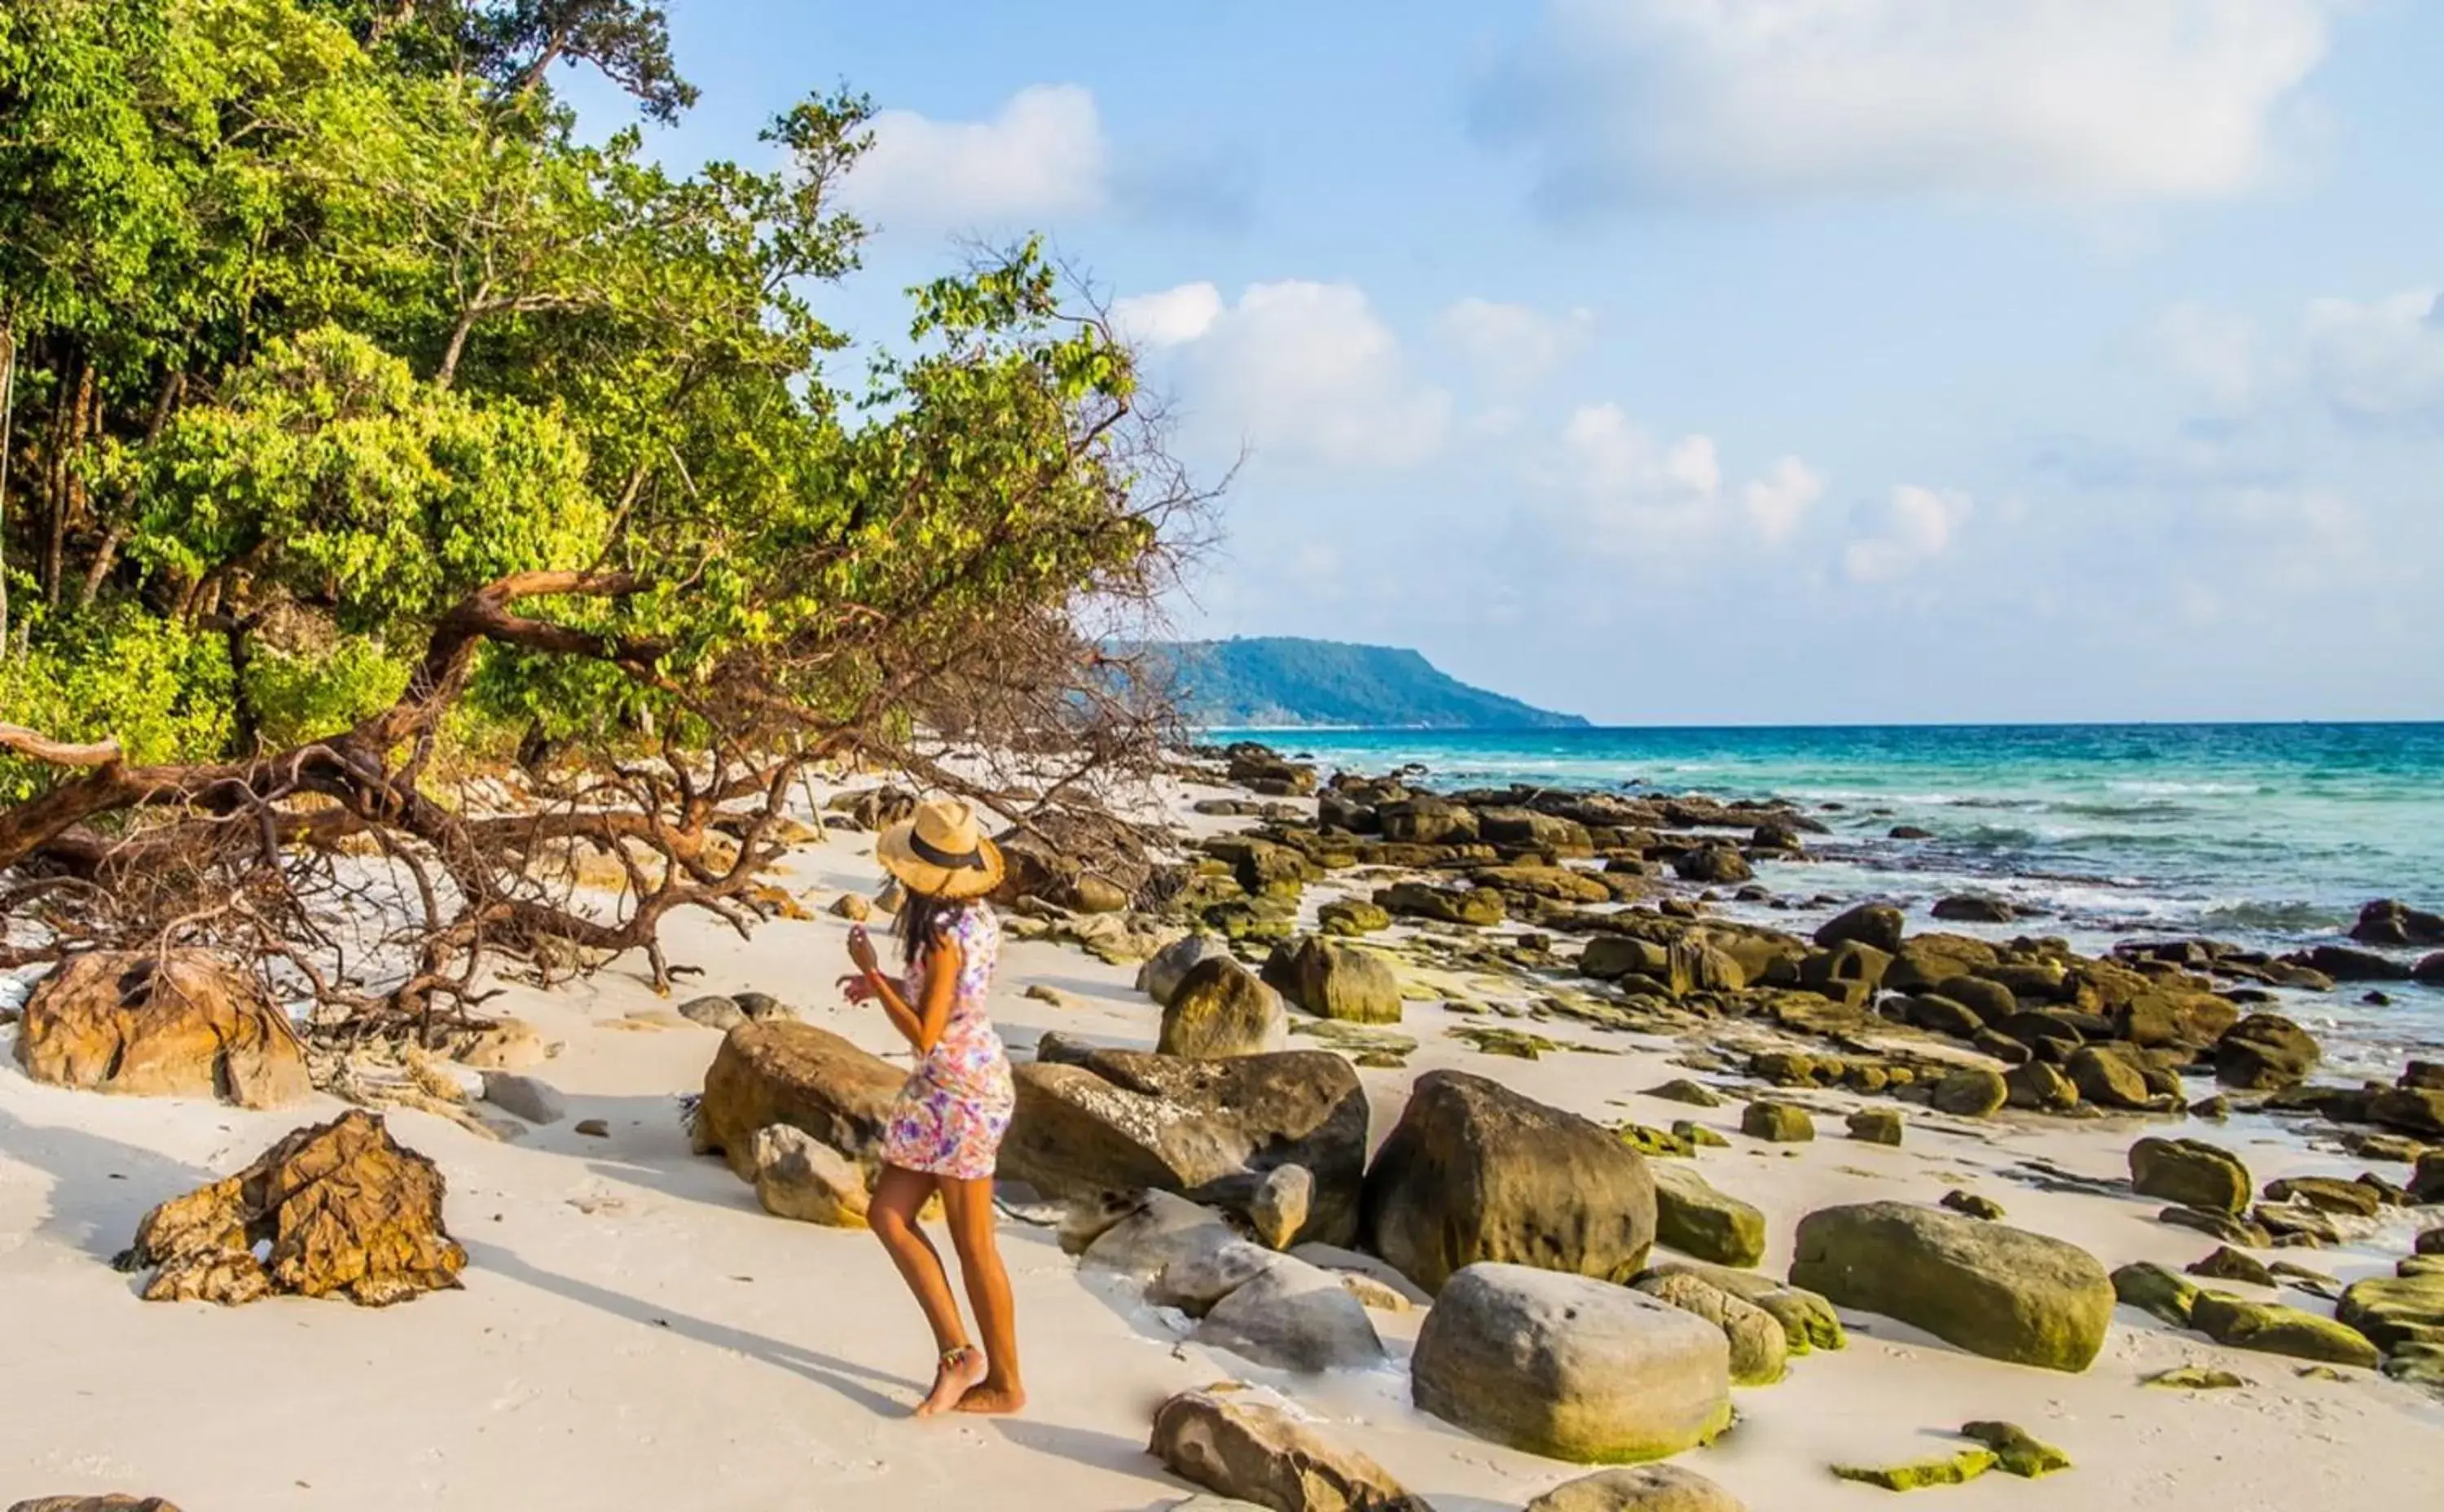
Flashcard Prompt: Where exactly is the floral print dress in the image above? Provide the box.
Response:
[880,902,1014,1180]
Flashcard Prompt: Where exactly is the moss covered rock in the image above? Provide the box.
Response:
[1652,1163,1767,1268]
[1847,1109,1906,1145]
[1791,1202,2112,1372]
[1930,1068,2009,1118]
[1741,1101,1815,1143]
[1647,1258,1845,1354]
[1412,1263,1733,1463]
[2130,1137,2252,1215]
[2112,1260,2202,1326]
[2189,1292,2380,1367]
[1832,1450,1997,1491]
[1636,1271,1787,1386]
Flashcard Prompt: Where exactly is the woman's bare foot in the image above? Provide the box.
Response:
[953,1377,1026,1416]
[916,1347,988,1418]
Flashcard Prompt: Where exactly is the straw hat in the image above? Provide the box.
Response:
[875,798,1005,900]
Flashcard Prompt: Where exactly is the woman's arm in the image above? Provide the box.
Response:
[849,929,964,1056]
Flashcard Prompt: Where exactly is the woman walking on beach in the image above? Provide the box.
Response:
[839,798,1026,1418]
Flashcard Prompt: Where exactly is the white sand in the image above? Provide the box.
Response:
[4,776,2443,1510]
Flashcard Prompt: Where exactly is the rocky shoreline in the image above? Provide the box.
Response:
[3,744,2442,1510]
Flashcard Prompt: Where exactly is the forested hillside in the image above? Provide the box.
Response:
[1148,638,1585,728]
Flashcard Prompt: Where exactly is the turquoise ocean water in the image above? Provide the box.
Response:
[1217,723,2444,1074]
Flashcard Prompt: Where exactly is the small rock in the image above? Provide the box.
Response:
[733,991,793,1022]
[2143,1365,2248,1389]
[1524,1465,1745,1512]
[1335,1271,1414,1312]
[1940,1189,2005,1220]
[1646,1078,1726,1108]
[1248,1163,1314,1251]
[1644,1259,1846,1354]
[1932,894,2018,923]
[574,1119,610,1138]
[1673,1120,1730,1149]
[1634,1271,1788,1385]
[828,893,872,921]
[1846,1109,1905,1145]
[1022,983,1079,1009]
[1652,1163,1767,1268]
[2159,1204,2272,1247]
[677,995,747,1031]
[1742,1101,1814,1143]
[2187,1246,2275,1288]
[481,1070,567,1127]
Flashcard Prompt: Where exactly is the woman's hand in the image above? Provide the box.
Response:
[837,972,878,1004]
[846,923,881,976]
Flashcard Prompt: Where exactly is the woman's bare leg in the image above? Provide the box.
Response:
[868,1164,984,1416]
[939,1176,1024,1414]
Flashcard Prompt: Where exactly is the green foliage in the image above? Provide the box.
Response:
[128,326,607,634]
[1143,639,1588,730]
[0,0,1177,811]
[240,637,413,749]
[0,608,234,800]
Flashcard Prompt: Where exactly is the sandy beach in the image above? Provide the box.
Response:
[5,764,2442,1512]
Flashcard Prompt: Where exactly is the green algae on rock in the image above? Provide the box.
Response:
[1961,1421,2072,1478]
[1831,1449,1998,1491]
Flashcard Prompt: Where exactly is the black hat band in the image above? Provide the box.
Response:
[908,831,987,871]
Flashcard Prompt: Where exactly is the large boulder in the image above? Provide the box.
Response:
[1378,798,1478,846]
[692,1022,903,1179]
[1285,938,1404,1025]
[1138,933,1237,1007]
[2128,1137,2252,1214]
[1651,1163,1767,1268]
[1377,881,1505,928]
[2371,1086,2444,1137]
[1000,1048,1367,1246]
[2335,1270,2444,1353]
[1410,1263,1732,1464]
[1159,956,1290,1059]
[114,1110,464,1307]
[1191,1258,1390,1373]
[1360,1070,1657,1294]
[2215,1013,2321,1089]
[1788,1202,2112,1372]
[1815,903,1905,955]
[1149,1388,1422,1511]
[1526,1466,1745,1512]
[14,951,309,1109]
[2352,899,2444,947]
[1673,845,1752,885]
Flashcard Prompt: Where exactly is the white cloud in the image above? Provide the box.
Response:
[2143,288,2444,430]
[850,85,1108,230]
[1111,282,1224,349]
[1542,403,1826,557]
[1439,298,1595,391]
[1131,280,1453,468]
[1487,1,2338,209]
[1744,457,1826,545]
[2301,289,2444,427]
[1844,485,1971,582]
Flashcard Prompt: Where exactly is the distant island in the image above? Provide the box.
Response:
[1141,638,1589,729]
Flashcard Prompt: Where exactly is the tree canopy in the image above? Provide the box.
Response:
[0,0,1196,1031]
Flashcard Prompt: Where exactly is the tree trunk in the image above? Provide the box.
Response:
[0,319,16,652]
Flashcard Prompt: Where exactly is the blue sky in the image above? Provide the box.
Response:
[565,1,2444,725]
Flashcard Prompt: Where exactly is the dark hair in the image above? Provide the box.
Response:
[898,890,966,970]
